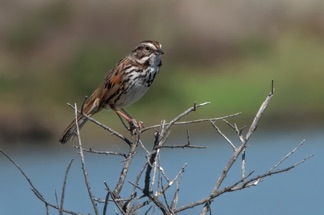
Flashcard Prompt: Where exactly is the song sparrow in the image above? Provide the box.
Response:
[59,40,164,144]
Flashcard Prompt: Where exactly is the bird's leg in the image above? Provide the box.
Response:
[117,108,144,130]
[116,109,143,138]
[120,108,144,128]
[115,112,130,130]
[110,105,143,132]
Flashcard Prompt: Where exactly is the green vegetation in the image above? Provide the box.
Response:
[1,31,324,127]
[139,31,324,123]
[1,1,323,141]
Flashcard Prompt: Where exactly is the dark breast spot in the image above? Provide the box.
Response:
[144,59,150,67]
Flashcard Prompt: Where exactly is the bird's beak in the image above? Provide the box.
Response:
[156,48,164,55]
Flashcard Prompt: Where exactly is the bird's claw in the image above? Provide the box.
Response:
[129,119,144,138]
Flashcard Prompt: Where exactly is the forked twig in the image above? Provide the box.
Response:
[158,130,206,149]
[166,102,210,131]
[269,139,306,172]
[210,120,236,150]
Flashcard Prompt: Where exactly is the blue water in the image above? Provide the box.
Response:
[0,128,323,215]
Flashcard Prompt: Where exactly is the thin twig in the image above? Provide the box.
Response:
[166,102,211,131]
[74,103,99,215]
[246,80,274,140]
[158,144,206,149]
[142,112,241,132]
[55,190,59,209]
[269,139,306,172]
[59,159,74,215]
[113,139,138,196]
[161,182,173,214]
[242,150,246,179]
[103,187,110,215]
[171,181,180,210]
[139,139,150,154]
[210,120,236,150]
[158,130,206,149]
[74,146,127,158]
[151,143,161,194]
[105,182,127,215]
[158,163,187,195]
[231,155,313,191]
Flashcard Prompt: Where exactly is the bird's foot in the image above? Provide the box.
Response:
[129,119,144,138]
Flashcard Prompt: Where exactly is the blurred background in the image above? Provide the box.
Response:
[0,0,323,214]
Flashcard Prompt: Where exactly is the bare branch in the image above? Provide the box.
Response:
[246,80,274,140]
[55,190,59,209]
[158,163,187,196]
[166,102,210,131]
[74,103,99,215]
[171,181,180,210]
[142,112,241,132]
[241,149,246,179]
[269,139,306,172]
[230,154,313,192]
[74,146,127,158]
[59,159,74,215]
[139,139,150,154]
[104,182,127,215]
[158,144,206,149]
[158,130,206,149]
[210,120,236,150]
[113,140,138,196]
[102,185,110,215]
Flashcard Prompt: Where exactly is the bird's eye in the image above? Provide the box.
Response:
[145,46,150,51]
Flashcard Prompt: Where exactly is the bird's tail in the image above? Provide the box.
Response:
[59,95,102,144]
[59,114,89,144]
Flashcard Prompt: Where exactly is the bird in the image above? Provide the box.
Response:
[59,40,164,144]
